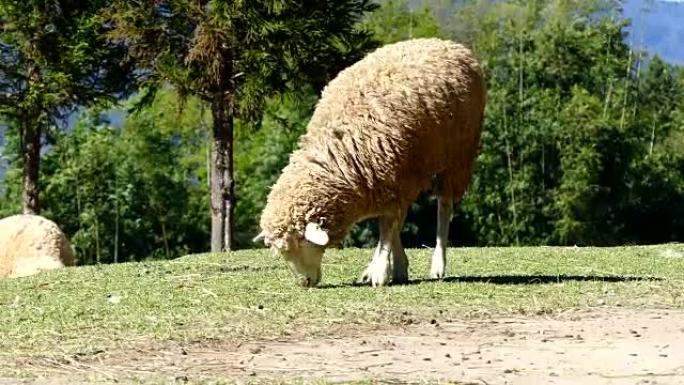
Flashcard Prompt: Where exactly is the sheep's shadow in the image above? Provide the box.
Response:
[318,274,661,289]
[218,265,281,273]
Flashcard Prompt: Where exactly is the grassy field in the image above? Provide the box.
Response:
[1,244,683,355]
[1,244,684,383]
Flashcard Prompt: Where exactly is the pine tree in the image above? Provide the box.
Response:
[105,0,378,252]
[0,1,134,214]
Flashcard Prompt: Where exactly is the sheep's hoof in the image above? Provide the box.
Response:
[358,266,390,287]
[392,270,409,284]
[358,268,373,284]
[429,267,446,280]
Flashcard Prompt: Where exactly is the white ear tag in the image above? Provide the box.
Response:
[304,222,329,246]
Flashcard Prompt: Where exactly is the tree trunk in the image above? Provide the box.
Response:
[160,216,170,259]
[22,123,41,215]
[210,96,235,252]
[22,61,42,215]
[114,175,119,264]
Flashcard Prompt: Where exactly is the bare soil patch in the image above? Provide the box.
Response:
[4,308,684,385]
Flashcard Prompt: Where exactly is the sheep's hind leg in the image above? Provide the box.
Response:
[430,196,452,279]
[391,209,409,284]
[359,214,399,287]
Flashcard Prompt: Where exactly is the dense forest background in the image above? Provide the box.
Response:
[1,0,683,264]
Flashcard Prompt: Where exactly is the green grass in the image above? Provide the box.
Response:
[1,244,683,359]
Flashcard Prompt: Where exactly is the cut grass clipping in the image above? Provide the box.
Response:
[1,244,683,357]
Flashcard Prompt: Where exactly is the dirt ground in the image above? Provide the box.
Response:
[3,308,684,385]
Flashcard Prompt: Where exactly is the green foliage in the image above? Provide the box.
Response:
[0,1,132,121]
[0,86,323,259]
[0,0,134,213]
[361,0,444,44]
[104,0,378,117]
[455,0,684,246]
[104,0,380,251]
[231,0,684,249]
[4,0,684,260]
[34,92,210,264]
[0,165,21,218]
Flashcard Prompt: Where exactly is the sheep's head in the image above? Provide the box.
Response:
[253,223,329,288]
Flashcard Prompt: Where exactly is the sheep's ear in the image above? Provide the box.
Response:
[252,231,266,244]
[304,223,329,246]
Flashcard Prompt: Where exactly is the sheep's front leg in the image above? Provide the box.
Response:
[359,214,399,287]
[430,197,452,279]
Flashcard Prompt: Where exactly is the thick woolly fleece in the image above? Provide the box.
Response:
[259,38,486,248]
[0,214,75,278]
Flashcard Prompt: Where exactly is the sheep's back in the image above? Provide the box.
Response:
[298,38,485,206]
[311,38,478,127]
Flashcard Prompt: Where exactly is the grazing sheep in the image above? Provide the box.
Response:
[254,38,486,287]
[0,214,75,278]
